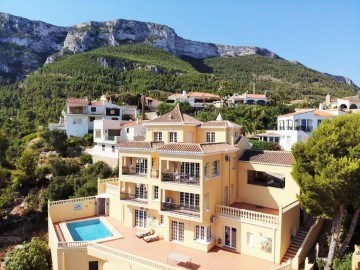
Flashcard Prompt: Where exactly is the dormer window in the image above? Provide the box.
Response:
[206,132,215,143]
[154,132,162,142]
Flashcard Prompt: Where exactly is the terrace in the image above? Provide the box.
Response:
[53,216,279,270]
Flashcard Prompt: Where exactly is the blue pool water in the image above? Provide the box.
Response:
[67,219,113,241]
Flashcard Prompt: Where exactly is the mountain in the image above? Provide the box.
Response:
[1,12,357,89]
[0,44,357,130]
[323,73,358,89]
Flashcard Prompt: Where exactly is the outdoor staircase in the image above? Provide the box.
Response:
[281,216,317,263]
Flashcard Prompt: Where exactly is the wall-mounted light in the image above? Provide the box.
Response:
[218,238,222,245]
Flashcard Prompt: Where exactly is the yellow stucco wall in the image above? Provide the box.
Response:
[49,199,96,223]
[237,162,300,209]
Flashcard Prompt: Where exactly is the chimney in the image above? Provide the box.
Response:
[326,94,331,105]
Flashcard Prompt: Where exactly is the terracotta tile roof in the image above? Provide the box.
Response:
[314,109,336,117]
[279,109,315,117]
[90,100,105,106]
[156,143,238,154]
[117,141,164,150]
[239,150,295,166]
[144,104,203,125]
[246,94,267,99]
[66,98,89,105]
[200,120,241,128]
[121,120,149,127]
[168,92,220,99]
[339,96,360,101]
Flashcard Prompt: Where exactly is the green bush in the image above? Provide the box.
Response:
[80,153,93,164]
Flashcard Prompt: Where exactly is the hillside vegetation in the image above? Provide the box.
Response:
[0,44,358,135]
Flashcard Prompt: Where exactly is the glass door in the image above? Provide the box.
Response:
[224,226,236,249]
[135,209,147,228]
[171,221,184,242]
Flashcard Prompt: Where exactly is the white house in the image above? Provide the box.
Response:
[258,109,339,151]
[86,119,147,168]
[167,91,220,109]
[228,91,269,106]
[49,96,137,137]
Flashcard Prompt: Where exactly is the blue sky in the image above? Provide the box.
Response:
[1,0,359,86]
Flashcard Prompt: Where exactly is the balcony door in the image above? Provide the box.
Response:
[136,159,148,175]
[135,184,147,199]
[171,221,184,242]
[224,226,236,249]
[135,209,147,228]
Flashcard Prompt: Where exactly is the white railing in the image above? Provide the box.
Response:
[216,205,279,226]
[49,196,96,207]
[58,241,89,248]
[88,243,178,270]
[98,178,118,184]
[271,260,291,270]
[106,183,119,196]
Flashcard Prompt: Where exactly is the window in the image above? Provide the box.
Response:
[154,132,162,142]
[135,184,147,199]
[247,170,285,188]
[180,192,199,210]
[247,232,254,247]
[111,117,118,120]
[204,162,209,179]
[205,193,209,210]
[91,107,96,112]
[135,209,147,228]
[111,146,115,153]
[126,128,130,134]
[73,118,82,125]
[212,160,220,176]
[317,119,322,126]
[89,116,95,122]
[89,261,98,270]
[135,159,148,175]
[171,221,184,242]
[206,132,215,143]
[95,129,101,138]
[169,132,177,142]
[159,215,164,225]
[102,144,105,151]
[180,162,200,178]
[195,225,212,242]
[153,186,159,200]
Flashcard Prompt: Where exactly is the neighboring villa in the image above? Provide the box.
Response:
[167,91,220,110]
[257,109,340,151]
[320,93,360,111]
[228,91,269,106]
[48,104,322,270]
[49,96,137,137]
[86,119,147,168]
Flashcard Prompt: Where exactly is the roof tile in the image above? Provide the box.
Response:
[240,150,295,166]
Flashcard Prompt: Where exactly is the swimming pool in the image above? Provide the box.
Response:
[66,218,113,241]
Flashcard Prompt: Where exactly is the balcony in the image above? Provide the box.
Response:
[295,126,313,132]
[120,192,148,205]
[216,204,279,226]
[161,202,200,218]
[161,172,200,186]
[94,135,121,144]
[122,166,147,177]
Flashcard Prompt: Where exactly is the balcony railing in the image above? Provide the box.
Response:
[120,192,148,204]
[295,126,313,132]
[216,205,279,226]
[161,202,200,217]
[122,166,147,177]
[94,135,121,144]
[161,172,200,185]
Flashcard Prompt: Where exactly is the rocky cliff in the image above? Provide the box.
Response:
[0,12,357,88]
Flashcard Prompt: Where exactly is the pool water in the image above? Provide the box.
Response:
[67,219,113,241]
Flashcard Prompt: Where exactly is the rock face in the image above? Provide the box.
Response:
[323,73,359,89]
[0,12,357,89]
[0,13,68,83]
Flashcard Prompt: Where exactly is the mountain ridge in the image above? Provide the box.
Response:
[0,12,357,89]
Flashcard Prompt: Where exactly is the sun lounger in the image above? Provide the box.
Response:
[135,229,154,238]
[143,233,159,243]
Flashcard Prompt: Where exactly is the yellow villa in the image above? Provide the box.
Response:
[48,104,322,270]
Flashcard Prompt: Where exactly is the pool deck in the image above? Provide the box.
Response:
[53,215,280,270]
